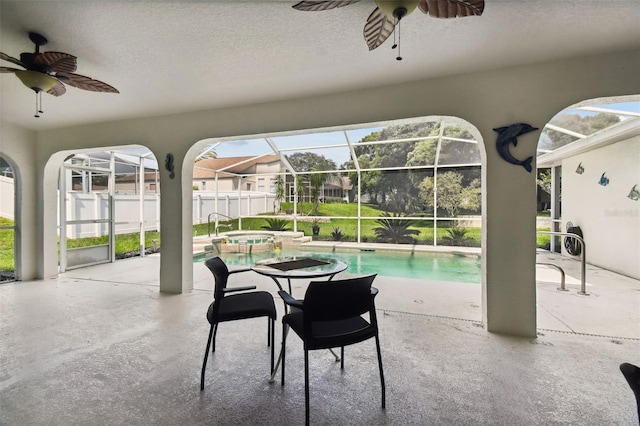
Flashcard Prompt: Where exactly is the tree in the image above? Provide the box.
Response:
[542,112,620,150]
[309,171,327,215]
[350,124,438,212]
[295,174,307,213]
[286,152,336,172]
[195,147,217,162]
[537,169,552,195]
[274,174,285,213]
[286,152,336,214]
[418,171,481,217]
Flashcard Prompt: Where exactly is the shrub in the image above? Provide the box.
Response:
[331,227,344,241]
[261,218,290,231]
[373,212,420,244]
[441,226,474,246]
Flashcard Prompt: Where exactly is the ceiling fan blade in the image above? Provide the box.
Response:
[56,72,119,93]
[292,1,359,11]
[0,66,21,73]
[418,0,484,18]
[364,7,396,51]
[1,52,26,68]
[47,80,67,97]
[34,52,78,73]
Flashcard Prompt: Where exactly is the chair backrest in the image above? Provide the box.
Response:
[205,257,229,300]
[303,274,377,324]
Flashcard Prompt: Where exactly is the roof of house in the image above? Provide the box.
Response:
[193,155,281,179]
[115,172,159,183]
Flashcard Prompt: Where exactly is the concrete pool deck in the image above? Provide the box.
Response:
[1,252,639,424]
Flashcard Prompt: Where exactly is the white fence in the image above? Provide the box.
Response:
[0,178,276,238]
[0,176,14,220]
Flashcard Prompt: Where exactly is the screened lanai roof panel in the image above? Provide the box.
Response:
[438,140,481,165]
[213,138,276,160]
[271,131,347,149]
[538,101,638,154]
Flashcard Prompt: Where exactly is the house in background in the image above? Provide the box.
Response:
[193,155,282,192]
[193,155,352,204]
[114,172,159,194]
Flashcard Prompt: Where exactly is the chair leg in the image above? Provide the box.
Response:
[281,323,287,386]
[340,346,345,369]
[374,333,386,409]
[270,318,275,374]
[201,325,214,391]
[304,349,310,426]
[267,317,271,347]
[211,323,219,353]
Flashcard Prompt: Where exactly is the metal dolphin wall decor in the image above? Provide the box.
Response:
[493,123,538,172]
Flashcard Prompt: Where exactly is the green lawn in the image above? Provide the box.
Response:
[66,232,161,256]
[0,217,15,272]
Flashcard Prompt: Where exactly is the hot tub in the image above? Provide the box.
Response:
[212,231,277,253]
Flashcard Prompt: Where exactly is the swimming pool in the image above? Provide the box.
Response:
[195,247,481,284]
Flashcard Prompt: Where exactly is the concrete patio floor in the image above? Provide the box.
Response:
[1,253,639,425]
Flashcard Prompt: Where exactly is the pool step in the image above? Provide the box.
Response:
[193,237,217,255]
[292,235,313,244]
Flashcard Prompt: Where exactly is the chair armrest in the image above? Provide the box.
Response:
[278,290,304,309]
[228,267,253,275]
[223,285,257,293]
[224,268,255,292]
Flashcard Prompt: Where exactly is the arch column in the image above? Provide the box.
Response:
[479,122,539,337]
[159,150,194,293]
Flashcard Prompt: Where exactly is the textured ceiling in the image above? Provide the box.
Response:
[1,1,639,132]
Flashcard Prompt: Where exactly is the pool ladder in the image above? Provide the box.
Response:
[237,239,252,254]
[536,231,588,295]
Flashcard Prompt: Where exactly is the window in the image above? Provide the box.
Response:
[258,178,265,192]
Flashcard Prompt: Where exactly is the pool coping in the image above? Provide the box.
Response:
[300,240,481,258]
[193,237,480,258]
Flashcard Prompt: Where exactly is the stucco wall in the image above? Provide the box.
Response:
[563,136,640,279]
[0,122,38,280]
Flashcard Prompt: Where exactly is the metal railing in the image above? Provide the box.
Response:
[207,212,234,236]
[536,231,588,295]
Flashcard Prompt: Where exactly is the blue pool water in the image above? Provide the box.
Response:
[195,248,481,284]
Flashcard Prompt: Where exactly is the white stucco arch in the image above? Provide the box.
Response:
[535,94,640,280]
[0,153,19,280]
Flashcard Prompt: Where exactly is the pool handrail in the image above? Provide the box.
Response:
[536,230,587,295]
[207,212,234,236]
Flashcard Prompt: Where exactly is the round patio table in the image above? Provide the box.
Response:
[250,255,347,294]
[250,255,348,383]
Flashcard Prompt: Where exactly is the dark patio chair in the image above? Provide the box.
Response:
[620,362,640,424]
[200,256,276,390]
[279,274,385,425]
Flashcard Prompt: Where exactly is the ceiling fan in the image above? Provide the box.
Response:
[0,32,119,117]
[292,0,485,60]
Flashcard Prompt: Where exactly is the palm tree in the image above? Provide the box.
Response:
[274,175,285,213]
[195,147,217,162]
